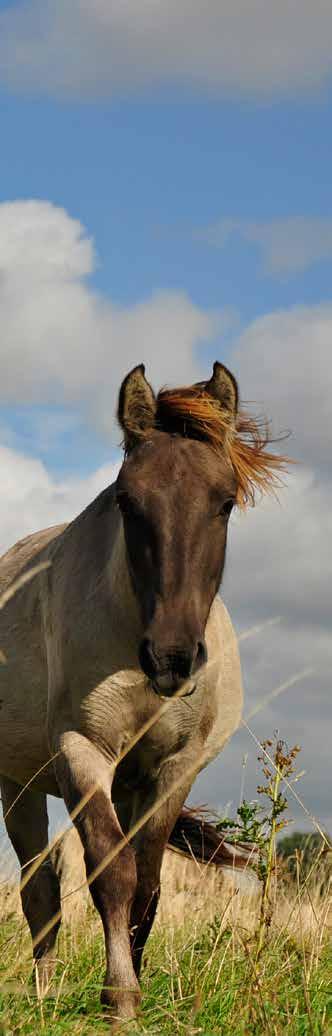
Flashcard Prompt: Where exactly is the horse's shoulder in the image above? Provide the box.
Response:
[200,596,243,765]
[208,595,239,646]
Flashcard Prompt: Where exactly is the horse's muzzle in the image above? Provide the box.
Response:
[139,637,207,697]
[151,676,197,698]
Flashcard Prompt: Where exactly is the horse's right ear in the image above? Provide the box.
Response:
[118,364,157,448]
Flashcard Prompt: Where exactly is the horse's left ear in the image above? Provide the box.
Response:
[205,361,238,417]
[118,364,157,447]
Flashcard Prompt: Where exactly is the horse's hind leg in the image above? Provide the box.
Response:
[0,777,61,994]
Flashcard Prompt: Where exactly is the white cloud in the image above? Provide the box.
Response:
[193,218,332,275]
[4,202,330,472]
[229,302,332,469]
[0,199,219,435]
[0,200,94,281]
[1,1,332,99]
[224,467,332,633]
[0,442,119,554]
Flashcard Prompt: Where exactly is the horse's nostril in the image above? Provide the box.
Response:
[139,637,207,683]
[139,637,158,679]
[195,640,208,669]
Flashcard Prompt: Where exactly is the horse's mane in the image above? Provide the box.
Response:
[155,385,291,509]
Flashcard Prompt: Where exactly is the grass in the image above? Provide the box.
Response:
[0,851,330,1036]
[0,733,330,1034]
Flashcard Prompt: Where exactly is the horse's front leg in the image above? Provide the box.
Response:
[129,754,196,977]
[53,730,140,1027]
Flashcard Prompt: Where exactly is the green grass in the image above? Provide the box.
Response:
[0,908,330,1035]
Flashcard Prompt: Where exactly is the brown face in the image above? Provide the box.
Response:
[116,430,237,696]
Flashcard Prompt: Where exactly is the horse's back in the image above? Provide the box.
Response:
[0,524,66,791]
[0,524,66,593]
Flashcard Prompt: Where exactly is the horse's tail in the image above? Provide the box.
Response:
[167,806,259,871]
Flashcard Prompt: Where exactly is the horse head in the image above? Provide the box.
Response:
[116,362,284,697]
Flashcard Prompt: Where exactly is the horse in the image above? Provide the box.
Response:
[0,361,286,1029]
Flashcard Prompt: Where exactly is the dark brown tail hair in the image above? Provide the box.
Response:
[167,807,259,870]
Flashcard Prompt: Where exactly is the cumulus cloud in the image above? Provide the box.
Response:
[0,200,94,281]
[192,217,332,275]
[224,469,332,634]
[3,201,331,472]
[229,303,332,470]
[1,1,332,99]
[0,199,219,435]
[0,442,119,554]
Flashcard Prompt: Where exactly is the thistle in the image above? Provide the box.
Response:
[255,736,301,959]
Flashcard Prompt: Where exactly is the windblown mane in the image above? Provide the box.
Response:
[156,385,291,508]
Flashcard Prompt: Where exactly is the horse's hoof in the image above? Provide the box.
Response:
[100,984,141,1031]
[34,957,58,999]
[107,1022,142,1036]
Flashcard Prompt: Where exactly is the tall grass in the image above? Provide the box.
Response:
[0,733,331,1035]
[0,843,330,1035]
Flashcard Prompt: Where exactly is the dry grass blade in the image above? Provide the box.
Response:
[19,784,100,897]
[61,746,212,901]
[0,561,51,612]
[238,616,282,642]
[245,667,314,722]
[4,665,320,977]
[2,745,212,976]
[0,642,329,1023]
[2,752,61,822]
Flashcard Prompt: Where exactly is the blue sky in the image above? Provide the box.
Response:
[2,92,332,309]
[0,1,331,843]
[1,88,332,474]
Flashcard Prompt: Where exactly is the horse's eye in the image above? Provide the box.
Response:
[117,493,132,515]
[117,493,144,521]
[220,498,235,518]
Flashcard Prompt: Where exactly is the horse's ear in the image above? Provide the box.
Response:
[205,361,238,417]
[118,364,157,447]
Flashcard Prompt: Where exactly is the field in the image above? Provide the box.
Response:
[0,839,330,1035]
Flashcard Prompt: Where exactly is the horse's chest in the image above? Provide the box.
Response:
[140,713,189,769]
[77,675,194,777]
[116,715,189,790]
